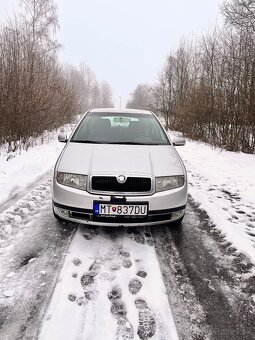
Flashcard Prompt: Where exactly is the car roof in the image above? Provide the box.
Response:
[89,108,153,115]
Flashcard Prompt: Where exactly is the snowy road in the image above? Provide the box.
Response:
[39,227,178,340]
[153,200,255,340]
[0,176,255,339]
[0,177,75,340]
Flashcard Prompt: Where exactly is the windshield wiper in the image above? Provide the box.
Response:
[106,141,145,145]
[71,140,161,145]
[71,140,104,144]
[107,141,160,145]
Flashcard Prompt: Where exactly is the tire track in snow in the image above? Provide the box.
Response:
[0,174,75,340]
[0,176,52,247]
[182,155,255,262]
[38,226,179,340]
[152,201,255,340]
[0,170,52,214]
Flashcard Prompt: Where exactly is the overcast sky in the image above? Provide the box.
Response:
[0,0,224,107]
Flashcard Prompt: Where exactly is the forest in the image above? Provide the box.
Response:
[0,0,113,152]
[127,0,255,153]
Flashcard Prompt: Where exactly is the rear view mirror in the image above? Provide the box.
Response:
[58,133,68,143]
[173,137,186,146]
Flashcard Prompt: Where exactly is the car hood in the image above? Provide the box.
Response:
[57,143,184,177]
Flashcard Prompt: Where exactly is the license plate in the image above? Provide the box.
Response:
[93,202,148,216]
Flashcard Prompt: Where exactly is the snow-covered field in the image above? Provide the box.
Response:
[171,134,255,263]
[0,126,73,206]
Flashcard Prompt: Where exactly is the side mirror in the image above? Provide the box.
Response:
[173,137,186,146]
[58,133,68,143]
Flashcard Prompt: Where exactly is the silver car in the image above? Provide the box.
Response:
[52,108,187,227]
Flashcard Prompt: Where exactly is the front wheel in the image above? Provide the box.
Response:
[169,215,184,227]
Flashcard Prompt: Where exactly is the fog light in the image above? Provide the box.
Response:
[58,208,69,217]
[172,210,184,220]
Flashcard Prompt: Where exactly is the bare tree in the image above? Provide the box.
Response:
[222,0,255,31]
[100,81,114,108]
[128,9,255,153]
[0,0,114,152]
[126,84,152,110]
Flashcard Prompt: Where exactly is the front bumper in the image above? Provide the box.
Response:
[53,201,186,227]
[52,180,187,227]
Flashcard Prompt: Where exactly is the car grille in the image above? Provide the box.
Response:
[91,176,152,193]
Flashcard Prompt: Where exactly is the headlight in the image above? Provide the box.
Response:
[156,175,184,192]
[56,172,87,191]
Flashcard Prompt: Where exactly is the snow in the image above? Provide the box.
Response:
[3,289,14,298]
[38,227,179,340]
[0,125,73,206]
[0,126,254,264]
[1,123,255,338]
[0,178,52,244]
[6,272,15,278]
[171,133,255,263]
[28,258,36,263]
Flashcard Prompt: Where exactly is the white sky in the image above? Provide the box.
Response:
[0,0,224,107]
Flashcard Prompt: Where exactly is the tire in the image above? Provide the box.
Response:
[169,215,184,227]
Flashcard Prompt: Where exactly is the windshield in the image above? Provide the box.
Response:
[71,112,170,145]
